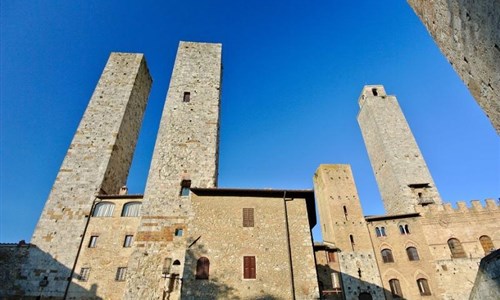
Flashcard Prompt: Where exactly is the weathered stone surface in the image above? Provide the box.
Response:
[469,249,500,300]
[124,41,222,299]
[407,0,500,133]
[27,53,151,297]
[357,85,441,214]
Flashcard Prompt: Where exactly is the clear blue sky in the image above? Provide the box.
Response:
[1,1,498,243]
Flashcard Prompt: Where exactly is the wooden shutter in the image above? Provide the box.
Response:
[243,256,256,279]
[196,257,209,280]
[243,208,254,227]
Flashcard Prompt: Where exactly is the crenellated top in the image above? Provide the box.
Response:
[415,199,498,214]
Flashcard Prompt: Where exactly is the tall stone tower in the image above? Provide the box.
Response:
[125,42,222,299]
[357,85,441,215]
[30,53,152,296]
[314,164,385,300]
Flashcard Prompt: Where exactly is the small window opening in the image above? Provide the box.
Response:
[372,88,378,96]
[343,206,348,220]
[417,278,431,295]
[115,267,127,281]
[79,268,90,281]
[389,279,403,298]
[183,92,190,102]
[88,236,98,248]
[175,228,183,236]
[381,249,394,263]
[327,251,336,263]
[399,224,410,235]
[448,238,466,258]
[180,180,191,197]
[350,235,355,251]
[123,235,133,247]
[173,260,181,266]
[196,257,210,280]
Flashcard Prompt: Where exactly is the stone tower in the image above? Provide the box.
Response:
[407,0,500,134]
[314,164,385,300]
[357,85,441,215]
[30,53,152,297]
[125,42,222,299]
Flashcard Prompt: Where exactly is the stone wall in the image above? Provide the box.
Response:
[125,42,222,299]
[407,0,500,134]
[66,195,142,299]
[357,85,441,214]
[182,189,318,299]
[28,53,151,297]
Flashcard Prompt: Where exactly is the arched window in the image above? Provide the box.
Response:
[417,278,431,295]
[399,224,410,234]
[380,227,386,236]
[448,238,466,258]
[121,202,141,217]
[343,206,348,220]
[196,257,209,280]
[375,227,381,237]
[381,249,394,263]
[406,247,420,261]
[93,202,115,217]
[479,235,494,254]
[389,279,403,298]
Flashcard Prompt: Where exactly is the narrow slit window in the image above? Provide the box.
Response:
[372,88,378,96]
[349,235,355,251]
[183,92,191,102]
[389,279,403,298]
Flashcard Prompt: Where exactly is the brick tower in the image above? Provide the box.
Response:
[30,53,152,297]
[125,42,222,299]
[357,85,441,214]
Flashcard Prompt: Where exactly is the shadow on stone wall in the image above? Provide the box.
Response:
[317,262,405,300]
[180,238,281,300]
[0,241,102,299]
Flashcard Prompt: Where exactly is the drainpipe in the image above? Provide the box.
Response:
[283,191,296,300]
[63,196,99,299]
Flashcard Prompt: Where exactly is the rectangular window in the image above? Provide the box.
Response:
[243,256,256,279]
[116,267,127,281]
[79,268,90,281]
[180,180,191,196]
[123,235,133,247]
[88,236,98,248]
[243,208,254,227]
[183,91,190,102]
[332,272,341,288]
[327,251,336,262]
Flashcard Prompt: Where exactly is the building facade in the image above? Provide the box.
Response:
[0,42,498,300]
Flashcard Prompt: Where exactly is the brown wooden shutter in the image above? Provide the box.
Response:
[243,208,254,227]
[243,256,256,279]
[196,257,209,280]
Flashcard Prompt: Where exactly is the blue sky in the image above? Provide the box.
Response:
[1,1,498,243]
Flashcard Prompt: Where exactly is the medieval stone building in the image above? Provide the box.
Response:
[0,42,498,300]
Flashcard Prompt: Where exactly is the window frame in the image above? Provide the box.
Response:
[417,278,431,296]
[479,235,494,254]
[88,235,98,248]
[79,267,90,281]
[115,267,127,281]
[123,235,133,248]
[196,257,210,280]
[92,202,115,217]
[243,256,256,279]
[381,248,394,263]
[242,208,254,227]
[121,202,141,217]
[448,238,466,258]
[406,246,420,261]
[389,278,403,298]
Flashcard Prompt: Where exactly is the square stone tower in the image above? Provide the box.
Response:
[357,85,441,214]
[30,53,152,297]
[125,41,222,299]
